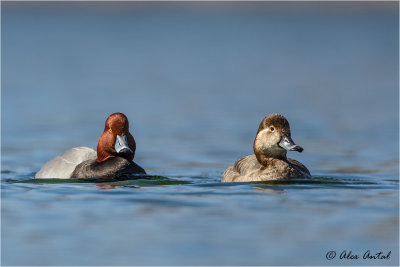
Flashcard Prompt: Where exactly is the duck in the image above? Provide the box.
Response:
[35,112,146,179]
[222,114,311,182]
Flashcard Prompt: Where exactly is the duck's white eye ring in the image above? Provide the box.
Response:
[270,126,275,132]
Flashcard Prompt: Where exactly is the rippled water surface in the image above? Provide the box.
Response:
[2,2,399,265]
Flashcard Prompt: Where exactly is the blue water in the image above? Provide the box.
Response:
[1,2,399,265]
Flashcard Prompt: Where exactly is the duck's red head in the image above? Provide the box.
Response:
[96,112,136,163]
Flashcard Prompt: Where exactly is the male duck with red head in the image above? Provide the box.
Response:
[35,112,146,179]
[222,114,311,182]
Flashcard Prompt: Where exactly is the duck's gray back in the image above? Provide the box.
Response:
[35,147,97,179]
[222,155,261,182]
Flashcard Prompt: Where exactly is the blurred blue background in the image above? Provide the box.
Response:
[2,1,398,265]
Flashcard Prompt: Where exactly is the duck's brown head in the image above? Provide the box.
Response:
[253,114,303,165]
[96,112,136,163]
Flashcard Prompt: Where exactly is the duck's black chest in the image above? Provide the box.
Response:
[71,157,146,179]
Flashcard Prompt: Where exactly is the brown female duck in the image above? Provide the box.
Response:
[222,114,311,182]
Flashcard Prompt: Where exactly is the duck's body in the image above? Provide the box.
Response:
[222,154,310,182]
[35,113,146,179]
[222,114,311,182]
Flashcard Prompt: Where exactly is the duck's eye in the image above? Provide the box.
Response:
[270,126,275,132]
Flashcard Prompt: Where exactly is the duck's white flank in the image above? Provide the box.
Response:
[35,147,96,179]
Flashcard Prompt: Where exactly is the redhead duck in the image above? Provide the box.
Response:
[222,114,311,182]
[35,112,146,179]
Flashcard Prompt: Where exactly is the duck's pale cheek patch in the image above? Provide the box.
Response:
[256,129,280,147]
[254,129,272,151]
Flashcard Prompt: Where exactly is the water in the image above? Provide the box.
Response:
[1,2,399,265]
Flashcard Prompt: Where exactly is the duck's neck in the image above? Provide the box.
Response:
[253,142,288,166]
[97,132,115,163]
[255,153,287,166]
[253,135,288,166]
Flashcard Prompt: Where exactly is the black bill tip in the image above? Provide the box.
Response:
[118,147,133,155]
[290,146,304,153]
